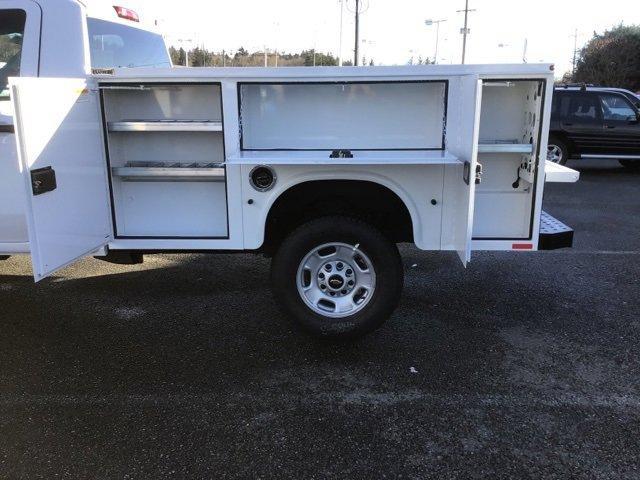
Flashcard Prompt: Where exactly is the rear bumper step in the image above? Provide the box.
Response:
[539,211,574,250]
[94,251,144,265]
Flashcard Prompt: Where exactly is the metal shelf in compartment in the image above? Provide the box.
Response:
[111,162,226,182]
[108,120,223,132]
[478,141,534,154]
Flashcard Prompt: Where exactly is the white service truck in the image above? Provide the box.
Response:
[2,0,580,338]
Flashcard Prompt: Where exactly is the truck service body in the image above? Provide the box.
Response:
[1,0,580,337]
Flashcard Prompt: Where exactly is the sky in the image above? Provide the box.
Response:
[126,0,639,77]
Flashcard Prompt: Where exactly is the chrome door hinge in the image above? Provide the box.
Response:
[475,162,483,185]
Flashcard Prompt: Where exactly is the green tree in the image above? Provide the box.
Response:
[169,46,186,66]
[167,45,342,68]
[573,25,640,91]
[0,35,21,63]
[190,47,214,67]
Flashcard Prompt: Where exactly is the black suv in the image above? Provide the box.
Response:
[548,85,640,169]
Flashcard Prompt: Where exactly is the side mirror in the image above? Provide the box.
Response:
[628,114,640,124]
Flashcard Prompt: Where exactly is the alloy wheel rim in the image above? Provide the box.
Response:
[296,242,376,318]
[547,144,563,163]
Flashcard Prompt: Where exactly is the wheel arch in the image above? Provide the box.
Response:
[257,174,420,253]
[549,131,575,154]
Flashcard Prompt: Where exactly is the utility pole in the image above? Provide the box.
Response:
[457,0,475,64]
[264,46,268,67]
[346,0,368,65]
[354,0,360,65]
[571,29,578,76]
[338,0,344,66]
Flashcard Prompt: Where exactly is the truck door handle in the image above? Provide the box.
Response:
[562,122,573,126]
[463,161,471,185]
[604,125,615,129]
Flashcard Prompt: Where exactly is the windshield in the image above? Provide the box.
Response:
[0,9,26,100]
[87,17,171,69]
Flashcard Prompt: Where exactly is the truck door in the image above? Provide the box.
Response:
[0,3,41,251]
[443,75,482,265]
[10,77,113,281]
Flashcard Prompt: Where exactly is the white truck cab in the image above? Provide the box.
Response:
[2,1,580,339]
[0,0,170,254]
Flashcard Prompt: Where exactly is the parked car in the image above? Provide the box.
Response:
[548,85,640,169]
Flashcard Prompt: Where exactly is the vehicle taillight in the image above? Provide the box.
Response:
[113,6,140,22]
[512,243,533,250]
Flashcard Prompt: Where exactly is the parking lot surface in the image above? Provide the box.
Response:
[1,159,639,479]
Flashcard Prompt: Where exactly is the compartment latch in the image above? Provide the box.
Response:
[329,149,354,159]
[30,166,57,196]
[463,161,483,185]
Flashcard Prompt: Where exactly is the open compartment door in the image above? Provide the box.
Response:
[10,78,113,281]
[442,75,483,265]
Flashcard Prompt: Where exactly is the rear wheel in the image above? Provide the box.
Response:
[619,160,640,171]
[271,216,403,339]
[547,136,569,165]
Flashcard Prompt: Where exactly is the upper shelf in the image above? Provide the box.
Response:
[108,121,223,132]
[478,142,534,154]
[228,150,460,165]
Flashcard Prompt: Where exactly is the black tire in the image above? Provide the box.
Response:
[271,216,403,339]
[547,135,570,166]
[619,160,640,171]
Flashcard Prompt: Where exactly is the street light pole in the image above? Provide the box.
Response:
[435,21,441,63]
[425,19,447,64]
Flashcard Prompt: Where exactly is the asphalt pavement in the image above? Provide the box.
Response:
[0,159,639,479]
